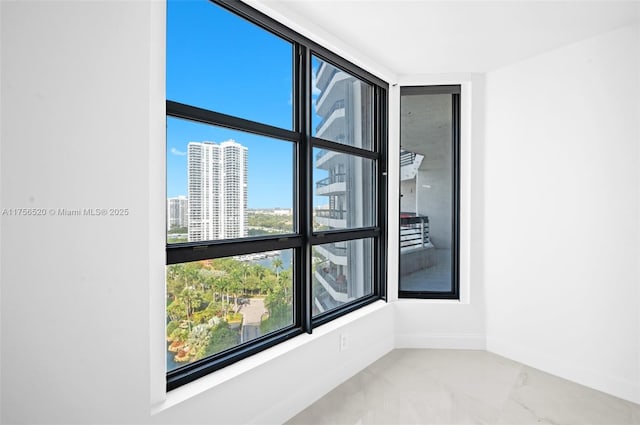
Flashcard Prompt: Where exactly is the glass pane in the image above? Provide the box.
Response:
[167,0,293,129]
[312,238,373,316]
[167,117,293,244]
[167,249,294,372]
[311,56,373,150]
[313,148,374,231]
[399,92,454,292]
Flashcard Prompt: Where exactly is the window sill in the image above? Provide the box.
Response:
[393,297,468,305]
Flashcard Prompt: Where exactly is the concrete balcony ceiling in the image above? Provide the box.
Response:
[315,107,345,139]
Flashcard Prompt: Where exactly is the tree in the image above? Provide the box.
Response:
[166,264,187,302]
[271,257,283,279]
[204,323,239,357]
[179,286,203,331]
[228,269,243,312]
[167,300,186,323]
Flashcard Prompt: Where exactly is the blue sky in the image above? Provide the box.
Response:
[167,0,303,209]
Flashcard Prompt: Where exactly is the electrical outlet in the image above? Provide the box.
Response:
[339,333,349,351]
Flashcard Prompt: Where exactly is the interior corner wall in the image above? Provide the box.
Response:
[484,24,640,404]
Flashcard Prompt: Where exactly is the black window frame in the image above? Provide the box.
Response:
[398,85,460,300]
[166,0,388,391]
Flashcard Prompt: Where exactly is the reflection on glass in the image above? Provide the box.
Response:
[311,56,373,150]
[399,93,453,292]
[313,148,374,231]
[167,0,293,129]
[312,238,373,316]
[166,250,294,372]
[167,117,294,244]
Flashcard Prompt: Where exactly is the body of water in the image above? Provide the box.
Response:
[249,249,293,270]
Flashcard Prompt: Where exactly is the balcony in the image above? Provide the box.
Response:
[315,108,346,140]
[314,243,347,266]
[315,145,347,169]
[316,72,350,115]
[315,149,339,168]
[315,99,345,134]
[316,173,346,195]
[313,289,340,314]
[400,214,430,251]
[399,213,435,278]
[314,208,347,229]
[315,62,340,93]
[314,265,349,303]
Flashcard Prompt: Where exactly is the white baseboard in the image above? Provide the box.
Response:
[395,332,486,350]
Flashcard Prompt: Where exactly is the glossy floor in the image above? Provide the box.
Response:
[286,349,640,425]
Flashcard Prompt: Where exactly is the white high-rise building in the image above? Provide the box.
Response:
[313,60,372,314]
[187,140,248,242]
[167,196,188,231]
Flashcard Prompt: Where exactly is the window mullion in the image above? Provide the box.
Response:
[300,44,313,333]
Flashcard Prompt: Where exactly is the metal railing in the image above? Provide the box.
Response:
[400,214,430,250]
[315,208,346,220]
[400,150,417,167]
[316,173,346,189]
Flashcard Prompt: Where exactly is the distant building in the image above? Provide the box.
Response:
[187,140,248,242]
[167,196,188,231]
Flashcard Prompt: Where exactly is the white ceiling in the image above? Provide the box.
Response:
[253,1,640,76]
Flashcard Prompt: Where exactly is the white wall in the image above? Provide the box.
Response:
[392,74,487,350]
[0,2,395,424]
[484,24,640,404]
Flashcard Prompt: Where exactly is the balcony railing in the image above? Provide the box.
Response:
[315,208,346,220]
[316,173,346,189]
[400,150,417,167]
[400,214,430,250]
[315,99,345,134]
[316,262,348,293]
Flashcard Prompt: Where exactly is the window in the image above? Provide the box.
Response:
[399,85,460,299]
[166,0,387,390]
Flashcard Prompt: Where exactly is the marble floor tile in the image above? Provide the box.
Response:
[285,349,640,425]
[505,365,636,425]
[631,403,640,424]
